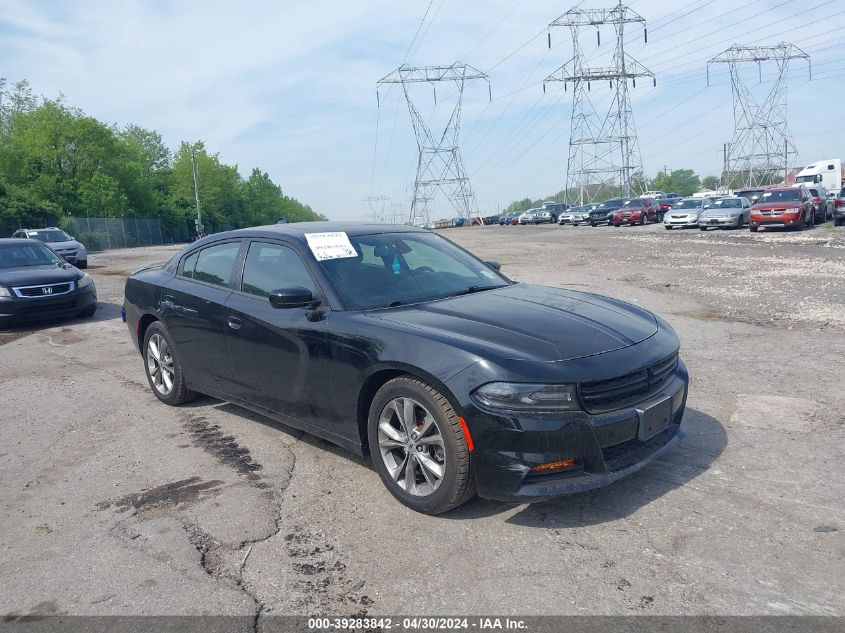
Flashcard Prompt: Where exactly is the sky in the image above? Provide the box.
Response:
[1,0,843,220]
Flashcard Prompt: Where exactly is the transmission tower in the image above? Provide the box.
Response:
[377,63,490,225]
[363,195,391,223]
[707,43,811,188]
[545,3,655,205]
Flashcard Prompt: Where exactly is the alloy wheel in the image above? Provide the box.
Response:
[146,333,175,396]
[377,397,446,496]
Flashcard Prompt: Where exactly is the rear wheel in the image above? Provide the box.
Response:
[76,260,88,269]
[368,377,475,514]
[143,322,197,406]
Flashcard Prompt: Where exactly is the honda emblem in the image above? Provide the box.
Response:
[42,286,53,295]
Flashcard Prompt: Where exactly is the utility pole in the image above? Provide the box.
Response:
[708,43,811,188]
[190,147,203,238]
[377,63,491,226]
[545,3,655,204]
[722,143,730,190]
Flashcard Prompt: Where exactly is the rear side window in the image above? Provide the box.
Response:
[181,252,199,278]
[190,242,241,287]
[240,242,315,298]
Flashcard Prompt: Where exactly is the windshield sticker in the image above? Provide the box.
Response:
[305,232,358,261]
[392,255,401,275]
[480,270,496,278]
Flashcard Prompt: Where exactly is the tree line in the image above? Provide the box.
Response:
[0,79,325,238]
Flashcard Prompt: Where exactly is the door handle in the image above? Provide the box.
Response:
[227,316,242,330]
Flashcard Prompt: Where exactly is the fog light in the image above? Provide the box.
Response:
[530,459,578,474]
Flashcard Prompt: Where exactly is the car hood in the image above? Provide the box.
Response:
[366,283,658,362]
[43,240,82,251]
[701,208,739,216]
[667,209,700,216]
[753,202,802,211]
[0,264,83,288]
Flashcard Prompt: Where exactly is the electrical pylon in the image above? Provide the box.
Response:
[707,43,811,188]
[363,196,391,223]
[545,3,655,205]
[377,63,490,225]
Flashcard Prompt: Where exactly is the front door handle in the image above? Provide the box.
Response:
[227,316,242,330]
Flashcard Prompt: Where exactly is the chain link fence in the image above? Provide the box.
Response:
[59,217,235,252]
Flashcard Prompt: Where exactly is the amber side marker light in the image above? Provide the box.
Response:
[530,459,578,474]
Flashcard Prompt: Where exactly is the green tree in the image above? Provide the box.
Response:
[701,175,721,190]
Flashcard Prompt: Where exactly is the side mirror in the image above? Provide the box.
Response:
[485,261,502,271]
[269,287,314,309]
[703,205,710,209]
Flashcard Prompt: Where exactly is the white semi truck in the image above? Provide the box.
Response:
[794,158,842,194]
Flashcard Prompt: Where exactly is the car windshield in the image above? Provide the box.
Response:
[597,199,622,209]
[0,242,63,268]
[715,198,742,208]
[623,199,646,207]
[29,230,72,243]
[318,232,509,310]
[675,199,703,209]
[760,190,801,202]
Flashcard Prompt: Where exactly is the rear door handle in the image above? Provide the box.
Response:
[226,316,242,330]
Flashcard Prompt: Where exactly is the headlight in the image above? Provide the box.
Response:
[472,382,579,413]
[78,273,94,289]
[0,286,10,298]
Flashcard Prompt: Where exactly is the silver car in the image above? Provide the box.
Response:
[559,204,595,226]
[12,227,89,268]
[698,197,752,230]
[663,197,714,230]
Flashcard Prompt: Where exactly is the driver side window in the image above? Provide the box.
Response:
[240,242,316,299]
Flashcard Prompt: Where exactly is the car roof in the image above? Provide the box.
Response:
[0,238,46,245]
[194,222,430,247]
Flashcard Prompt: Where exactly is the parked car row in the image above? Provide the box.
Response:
[495,184,841,234]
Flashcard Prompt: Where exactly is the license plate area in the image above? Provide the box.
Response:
[636,396,673,441]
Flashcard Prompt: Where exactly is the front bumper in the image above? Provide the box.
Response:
[699,216,739,227]
[0,286,97,325]
[664,216,699,227]
[464,359,689,501]
[750,213,801,228]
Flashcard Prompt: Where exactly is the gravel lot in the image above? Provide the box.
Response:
[1,223,843,622]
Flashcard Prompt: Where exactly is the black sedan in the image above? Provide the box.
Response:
[123,223,688,514]
[0,239,97,326]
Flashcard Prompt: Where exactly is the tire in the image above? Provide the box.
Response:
[699,226,707,231]
[79,304,97,318]
[367,376,475,514]
[76,260,88,269]
[794,215,804,231]
[736,215,743,229]
[613,223,620,227]
[665,225,672,230]
[589,222,596,227]
[835,218,843,227]
[142,321,197,406]
[551,215,557,224]
[750,226,759,232]
[641,214,648,225]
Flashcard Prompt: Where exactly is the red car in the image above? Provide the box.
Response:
[749,187,814,232]
[611,198,659,226]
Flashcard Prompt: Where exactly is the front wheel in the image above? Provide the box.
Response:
[641,214,648,225]
[736,215,743,229]
[143,321,197,406]
[750,226,759,232]
[368,377,475,514]
[76,260,88,270]
[699,226,707,231]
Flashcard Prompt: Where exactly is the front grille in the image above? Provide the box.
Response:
[579,353,678,413]
[20,300,77,314]
[13,282,74,298]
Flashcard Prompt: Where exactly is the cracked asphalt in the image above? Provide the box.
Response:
[0,224,842,622]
